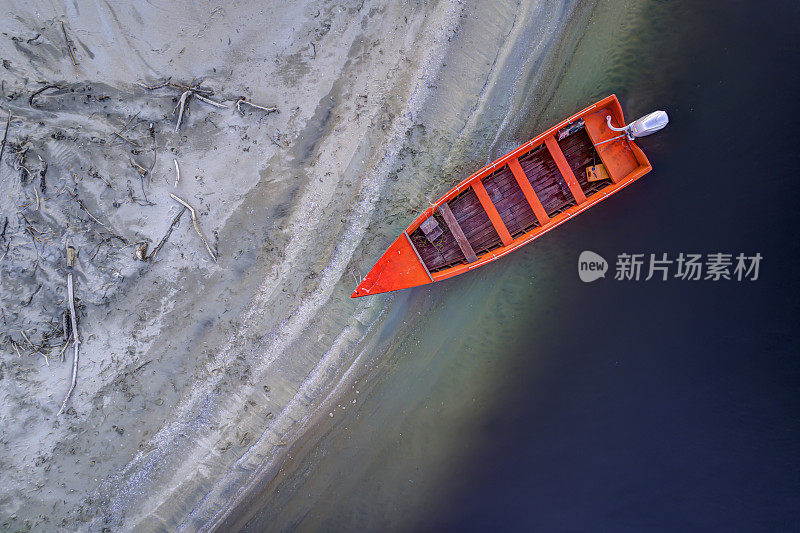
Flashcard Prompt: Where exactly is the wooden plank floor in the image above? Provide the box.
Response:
[483,166,538,238]
[449,187,502,257]
[409,210,467,271]
[567,129,613,197]
[409,126,611,272]
[439,202,478,263]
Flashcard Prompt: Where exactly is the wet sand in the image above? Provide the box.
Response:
[225,0,615,529]
[0,0,594,530]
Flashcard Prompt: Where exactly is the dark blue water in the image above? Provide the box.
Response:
[431,1,800,530]
[231,2,800,530]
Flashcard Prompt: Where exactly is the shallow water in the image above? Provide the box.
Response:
[232,0,800,530]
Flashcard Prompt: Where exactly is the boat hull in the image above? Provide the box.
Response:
[352,95,652,298]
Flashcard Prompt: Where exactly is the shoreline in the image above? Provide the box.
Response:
[0,0,600,529]
[219,0,602,529]
[1,0,475,529]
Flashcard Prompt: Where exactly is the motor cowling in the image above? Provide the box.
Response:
[607,110,669,139]
[628,110,669,137]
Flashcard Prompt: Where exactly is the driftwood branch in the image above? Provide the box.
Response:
[135,242,148,260]
[138,79,276,127]
[57,243,80,416]
[169,193,216,262]
[148,206,186,261]
[136,79,171,90]
[195,93,228,108]
[235,98,278,115]
[136,79,213,96]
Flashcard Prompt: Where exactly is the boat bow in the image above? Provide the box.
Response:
[351,233,433,297]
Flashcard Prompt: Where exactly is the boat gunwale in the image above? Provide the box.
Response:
[405,97,604,234]
[431,163,651,282]
[351,94,654,297]
[406,94,652,281]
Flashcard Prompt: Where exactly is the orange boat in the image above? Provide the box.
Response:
[352,94,667,297]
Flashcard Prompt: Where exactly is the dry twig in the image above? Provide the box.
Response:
[57,243,80,416]
[148,123,157,181]
[69,188,129,244]
[175,91,190,131]
[37,154,47,194]
[136,80,171,90]
[127,183,154,206]
[136,79,213,96]
[0,110,10,163]
[20,329,34,348]
[11,144,32,183]
[59,333,72,363]
[29,84,62,107]
[173,159,180,188]
[235,98,278,115]
[168,81,213,95]
[129,158,148,176]
[110,112,140,146]
[61,21,79,79]
[113,132,139,147]
[88,169,113,188]
[169,193,216,261]
[195,93,228,108]
[148,206,186,261]
[129,158,149,199]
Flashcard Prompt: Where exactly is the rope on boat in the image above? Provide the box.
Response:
[594,133,628,147]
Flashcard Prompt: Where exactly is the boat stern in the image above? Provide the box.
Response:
[583,95,653,183]
[351,233,433,298]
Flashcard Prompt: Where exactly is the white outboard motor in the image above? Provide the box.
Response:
[606,110,669,140]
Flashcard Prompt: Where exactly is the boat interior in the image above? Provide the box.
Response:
[409,121,613,273]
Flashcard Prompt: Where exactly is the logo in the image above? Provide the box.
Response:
[576,251,762,282]
[578,250,608,282]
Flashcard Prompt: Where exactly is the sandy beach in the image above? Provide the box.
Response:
[0,0,593,529]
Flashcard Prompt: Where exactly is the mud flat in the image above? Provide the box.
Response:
[0,0,590,530]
